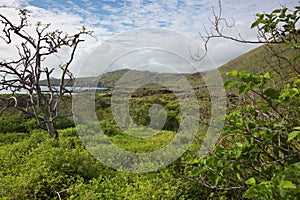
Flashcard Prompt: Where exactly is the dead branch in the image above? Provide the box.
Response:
[0,9,92,138]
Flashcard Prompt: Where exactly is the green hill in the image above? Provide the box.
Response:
[219,43,300,82]
[39,76,99,87]
[40,41,299,89]
[93,42,300,88]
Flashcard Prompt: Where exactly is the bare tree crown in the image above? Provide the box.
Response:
[0,9,92,138]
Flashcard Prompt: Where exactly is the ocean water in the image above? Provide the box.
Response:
[0,86,109,94]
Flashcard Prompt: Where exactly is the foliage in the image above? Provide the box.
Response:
[185,4,300,199]
[0,113,75,134]
[55,117,75,129]
[0,115,28,133]
[251,6,300,46]
[0,129,101,199]
[0,128,204,200]
[188,72,300,199]
[219,5,300,80]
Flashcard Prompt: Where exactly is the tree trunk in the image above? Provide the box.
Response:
[45,121,59,139]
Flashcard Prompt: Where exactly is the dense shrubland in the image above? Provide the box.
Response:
[0,128,207,199]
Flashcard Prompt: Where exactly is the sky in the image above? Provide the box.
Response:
[0,0,298,77]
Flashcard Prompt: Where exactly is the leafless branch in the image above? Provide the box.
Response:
[0,9,92,138]
[186,177,244,191]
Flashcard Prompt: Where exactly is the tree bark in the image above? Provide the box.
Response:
[45,121,58,139]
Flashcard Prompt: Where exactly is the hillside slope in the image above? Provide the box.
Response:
[40,42,299,88]
[93,42,300,88]
[219,43,300,82]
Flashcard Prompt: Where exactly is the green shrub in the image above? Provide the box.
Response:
[68,170,189,200]
[188,73,300,199]
[99,119,122,136]
[59,127,78,137]
[22,118,42,132]
[0,115,27,133]
[55,117,75,129]
[163,112,179,131]
[0,132,30,144]
[0,129,104,199]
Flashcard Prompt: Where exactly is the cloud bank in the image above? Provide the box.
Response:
[0,0,298,76]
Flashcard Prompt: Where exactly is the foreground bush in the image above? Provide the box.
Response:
[0,128,205,199]
[0,129,101,199]
[187,73,300,199]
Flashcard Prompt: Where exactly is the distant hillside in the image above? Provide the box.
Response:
[40,42,299,89]
[219,43,300,82]
[40,69,207,90]
[40,69,137,88]
[39,76,99,87]
[97,69,131,88]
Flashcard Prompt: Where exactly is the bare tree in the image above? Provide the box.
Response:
[0,9,92,138]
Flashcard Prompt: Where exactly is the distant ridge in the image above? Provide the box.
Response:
[40,42,299,88]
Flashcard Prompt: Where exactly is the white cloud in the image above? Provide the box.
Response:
[0,5,95,77]
[73,28,216,78]
[0,0,299,77]
[0,0,26,7]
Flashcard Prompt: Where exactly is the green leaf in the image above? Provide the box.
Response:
[243,185,262,198]
[264,88,280,99]
[226,70,238,77]
[293,78,300,86]
[263,72,271,79]
[248,122,256,129]
[239,71,250,79]
[224,81,238,90]
[191,166,202,176]
[288,131,300,142]
[236,173,242,181]
[281,180,296,189]
[293,78,300,87]
[251,20,260,28]
[293,53,300,62]
[212,175,221,186]
[289,88,299,97]
[294,126,300,131]
[245,177,256,185]
[189,159,200,165]
[272,9,281,14]
[238,85,249,94]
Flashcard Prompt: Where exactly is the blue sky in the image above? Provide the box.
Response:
[21,0,217,36]
[0,0,298,75]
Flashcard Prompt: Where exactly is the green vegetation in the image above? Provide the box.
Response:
[0,128,206,199]
[0,4,300,200]
[187,71,300,199]
[183,5,300,199]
